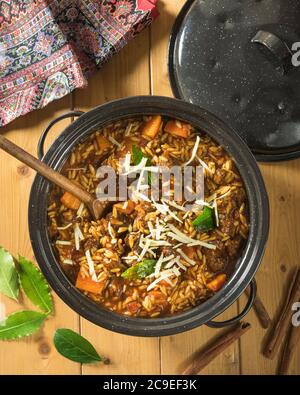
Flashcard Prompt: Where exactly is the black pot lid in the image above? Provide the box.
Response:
[168,0,300,161]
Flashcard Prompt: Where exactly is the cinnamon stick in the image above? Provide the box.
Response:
[278,324,300,375]
[245,287,271,329]
[264,268,300,359]
[182,322,251,375]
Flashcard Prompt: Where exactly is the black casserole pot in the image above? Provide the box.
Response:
[29,96,269,336]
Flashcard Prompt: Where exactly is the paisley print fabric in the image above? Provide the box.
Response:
[0,0,158,126]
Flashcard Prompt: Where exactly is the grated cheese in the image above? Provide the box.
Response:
[56,240,72,246]
[148,221,155,238]
[174,257,187,271]
[162,254,175,263]
[151,199,169,215]
[74,228,80,251]
[108,221,114,239]
[172,267,181,277]
[182,211,190,220]
[165,257,178,269]
[194,200,213,208]
[163,199,188,212]
[184,135,200,166]
[108,135,121,147]
[57,223,73,230]
[177,248,196,266]
[123,153,131,173]
[75,223,84,240]
[213,200,219,227]
[167,224,216,250]
[85,250,98,281]
[216,190,231,200]
[139,238,151,260]
[134,191,151,202]
[145,239,172,246]
[174,242,183,248]
[154,253,164,277]
[166,209,183,224]
[147,271,175,291]
[122,255,138,261]
[196,155,213,173]
[147,248,157,258]
[77,202,85,217]
[125,123,132,136]
[63,259,74,265]
[207,193,217,203]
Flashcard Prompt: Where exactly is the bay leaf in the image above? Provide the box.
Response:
[0,310,46,340]
[0,247,19,301]
[18,256,53,314]
[53,328,102,363]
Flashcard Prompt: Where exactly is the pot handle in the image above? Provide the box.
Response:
[251,30,292,74]
[205,279,257,328]
[37,111,85,160]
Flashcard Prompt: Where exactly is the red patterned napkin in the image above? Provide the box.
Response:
[0,0,159,126]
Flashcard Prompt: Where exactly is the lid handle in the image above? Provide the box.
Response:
[251,30,292,75]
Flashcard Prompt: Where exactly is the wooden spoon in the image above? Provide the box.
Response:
[0,134,106,220]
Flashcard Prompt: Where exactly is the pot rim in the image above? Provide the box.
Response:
[28,95,269,336]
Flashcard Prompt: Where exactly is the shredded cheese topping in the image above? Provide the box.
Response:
[108,135,121,147]
[184,135,200,166]
[85,250,98,282]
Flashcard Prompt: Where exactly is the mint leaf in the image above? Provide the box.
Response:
[53,329,102,364]
[18,256,53,314]
[0,310,46,340]
[0,247,19,301]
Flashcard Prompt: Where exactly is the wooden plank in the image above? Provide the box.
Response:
[150,0,240,375]
[73,29,160,375]
[0,97,81,374]
[239,161,300,374]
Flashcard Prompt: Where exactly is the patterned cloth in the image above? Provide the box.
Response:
[0,0,158,126]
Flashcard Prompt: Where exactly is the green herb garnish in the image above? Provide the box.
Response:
[121,259,157,280]
[192,206,216,232]
[53,328,102,364]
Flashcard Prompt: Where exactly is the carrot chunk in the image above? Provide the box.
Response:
[114,200,136,215]
[181,245,197,260]
[142,115,162,139]
[76,268,104,294]
[61,191,81,210]
[96,135,111,151]
[206,274,227,292]
[164,120,191,138]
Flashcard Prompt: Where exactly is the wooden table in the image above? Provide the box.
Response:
[0,1,299,375]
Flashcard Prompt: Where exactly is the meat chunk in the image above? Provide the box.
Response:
[226,237,243,258]
[219,215,236,237]
[231,188,247,207]
[205,241,228,273]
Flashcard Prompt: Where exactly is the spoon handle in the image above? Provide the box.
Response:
[0,134,94,207]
